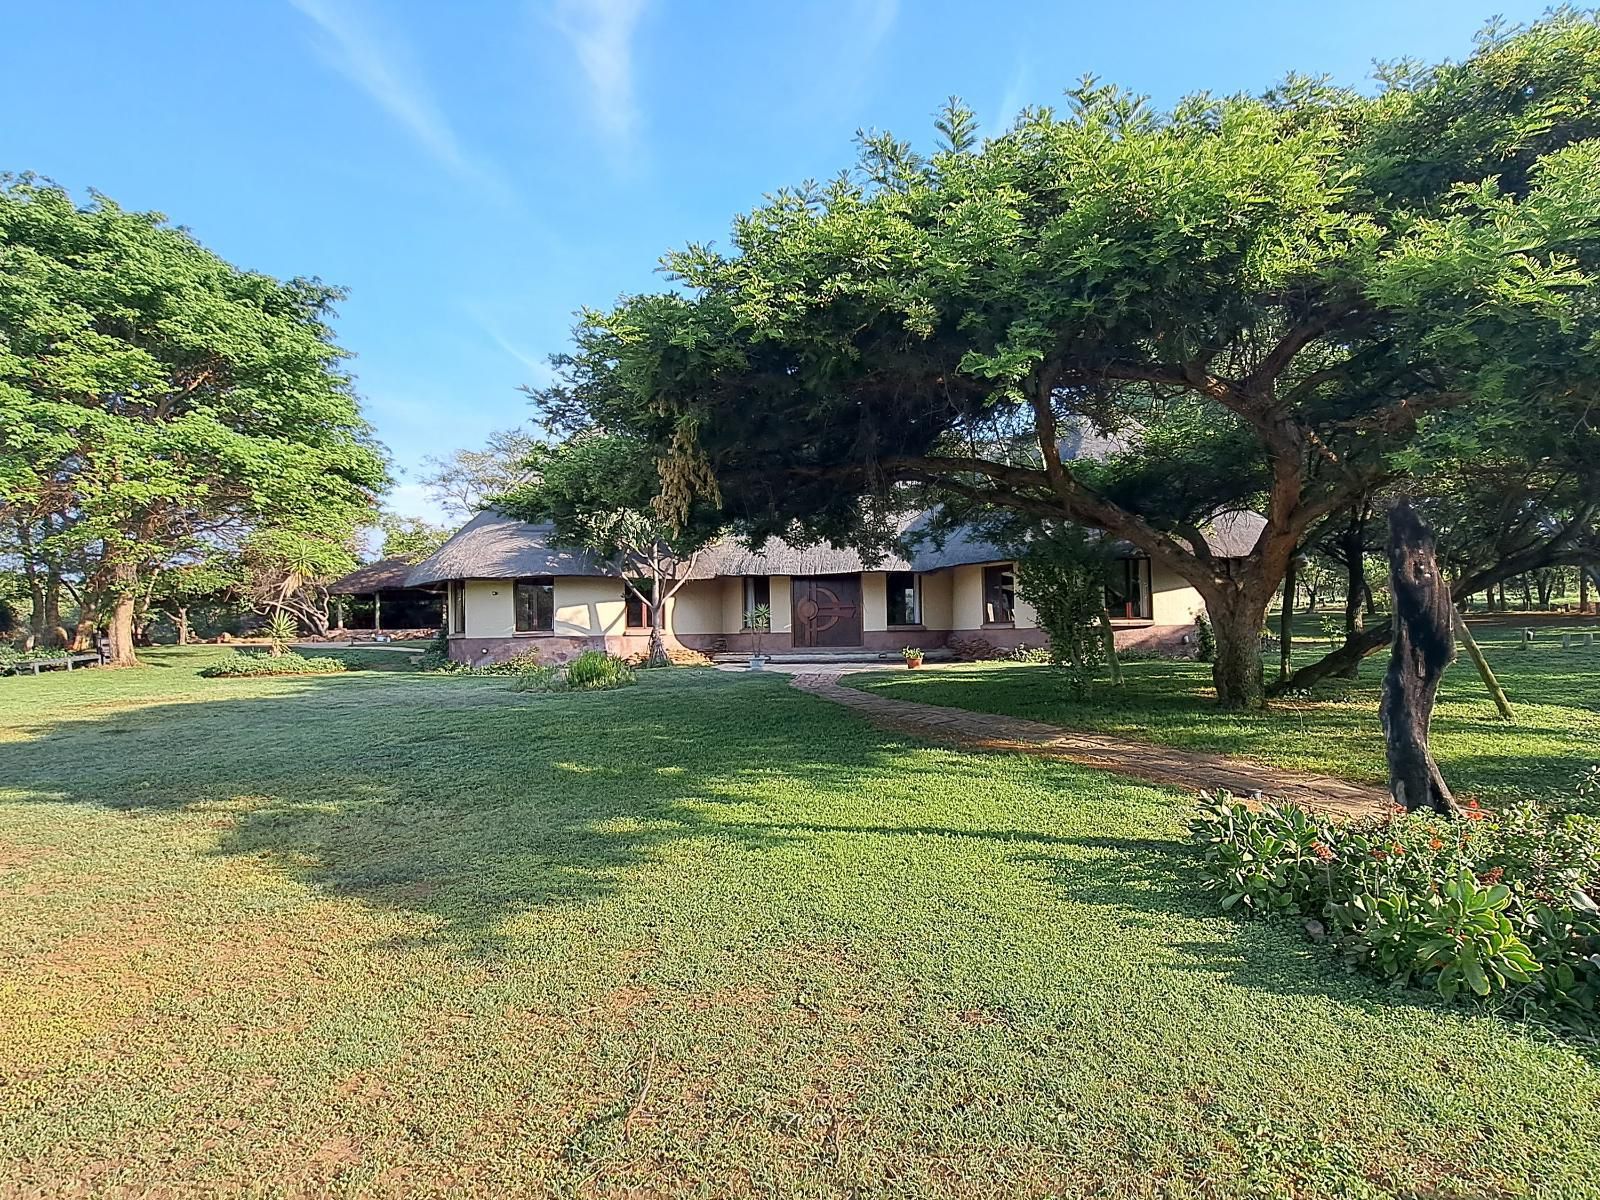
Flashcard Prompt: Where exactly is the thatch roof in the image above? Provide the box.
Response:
[1198,510,1266,558]
[405,511,613,586]
[328,557,429,594]
[406,507,1264,586]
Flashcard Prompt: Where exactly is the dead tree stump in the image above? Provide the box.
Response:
[1380,500,1459,815]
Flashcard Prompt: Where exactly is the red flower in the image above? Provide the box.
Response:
[1480,866,1505,885]
[1310,841,1334,863]
[1428,837,1443,851]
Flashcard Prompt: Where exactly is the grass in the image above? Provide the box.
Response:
[1,647,1598,1197]
[851,618,1600,808]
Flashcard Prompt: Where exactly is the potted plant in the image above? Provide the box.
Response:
[746,604,772,670]
[901,646,925,669]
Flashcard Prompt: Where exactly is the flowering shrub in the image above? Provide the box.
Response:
[1192,790,1600,1029]
[199,651,345,678]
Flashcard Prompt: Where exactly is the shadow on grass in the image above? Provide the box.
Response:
[1,671,964,956]
[5,665,1567,1038]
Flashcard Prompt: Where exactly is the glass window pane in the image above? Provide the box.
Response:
[515,578,554,632]
[887,572,919,625]
[744,576,771,625]
[626,579,653,629]
[984,565,1015,623]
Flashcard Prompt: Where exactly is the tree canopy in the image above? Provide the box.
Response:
[535,12,1600,707]
[0,177,387,662]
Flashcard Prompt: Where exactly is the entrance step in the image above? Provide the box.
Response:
[710,649,954,664]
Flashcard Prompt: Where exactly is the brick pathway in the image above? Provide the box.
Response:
[790,672,1386,817]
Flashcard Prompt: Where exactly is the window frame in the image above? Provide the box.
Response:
[513,577,555,634]
[1104,557,1152,621]
[742,575,771,627]
[448,580,466,636]
[982,563,1017,626]
[885,571,921,627]
[625,578,654,630]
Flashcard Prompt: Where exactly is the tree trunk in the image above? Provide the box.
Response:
[1097,606,1124,687]
[103,563,140,667]
[1380,501,1458,815]
[176,605,190,645]
[1451,606,1513,722]
[646,568,671,667]
[1332,516,1369,678]
[1207,592,1268,710]
[1278,557,1296,684]
[1582,566,1592,614]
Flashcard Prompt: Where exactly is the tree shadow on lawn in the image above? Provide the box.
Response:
[2,668,1526,1030]
[2,672,1043,957]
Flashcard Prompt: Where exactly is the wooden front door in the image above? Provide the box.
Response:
[791,576,863,648]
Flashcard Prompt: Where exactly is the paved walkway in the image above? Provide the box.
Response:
[789,672,1386,817]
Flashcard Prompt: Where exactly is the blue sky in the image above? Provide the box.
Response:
[5,0,1554,525]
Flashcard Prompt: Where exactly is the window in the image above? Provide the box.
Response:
[743,576,771,627]
[1105,558,1150,619]
[886,571,920,626]
[983,564,1016,624]
[448,580,465,635]
[625,579,654,629]
[514,577,554,632]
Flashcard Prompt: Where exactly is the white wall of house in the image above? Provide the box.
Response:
[462,579,515,638]
[554,577,626,637]
[862,572,887,632]
[666,579,724,635]
[718,576,744,632]
[769,575,793,633]
[948,562,1037,631]
[918,570,952,630]
[460,576,637,638]
[454,563,1208,644]
[1150,563,1205,625]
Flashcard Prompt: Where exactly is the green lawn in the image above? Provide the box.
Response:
[3,648,1599,1197]
[851,619,1600,808]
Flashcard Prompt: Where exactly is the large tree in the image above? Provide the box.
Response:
[496,434,720,666]
[540,15,1600,708]
[0,179,387,664]
[417,427,542,518]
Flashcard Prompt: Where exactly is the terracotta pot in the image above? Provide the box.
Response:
[905,658,923,669]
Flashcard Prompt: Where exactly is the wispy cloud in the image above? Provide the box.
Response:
[992,60,1031,137]
[463,303,556,388]
[288,0,513,204]
[855,0,899,53]
[551,0,649,145]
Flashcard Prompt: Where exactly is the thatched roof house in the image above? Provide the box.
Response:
[406,508,1262,667]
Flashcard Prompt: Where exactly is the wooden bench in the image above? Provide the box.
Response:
[12,652,103,676]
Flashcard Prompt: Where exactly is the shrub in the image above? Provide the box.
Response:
[1193,612,1216,662]
[947,635,997,662]
[260,613,299,656]
[1002,644,1052,663]
[0,646,79,673]
[429,650,545,677]
[1191,791,1600,1029]
[199,651,345,678]
[509,664,569,693]
[565,650,636,691]
[416,627,451,671]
